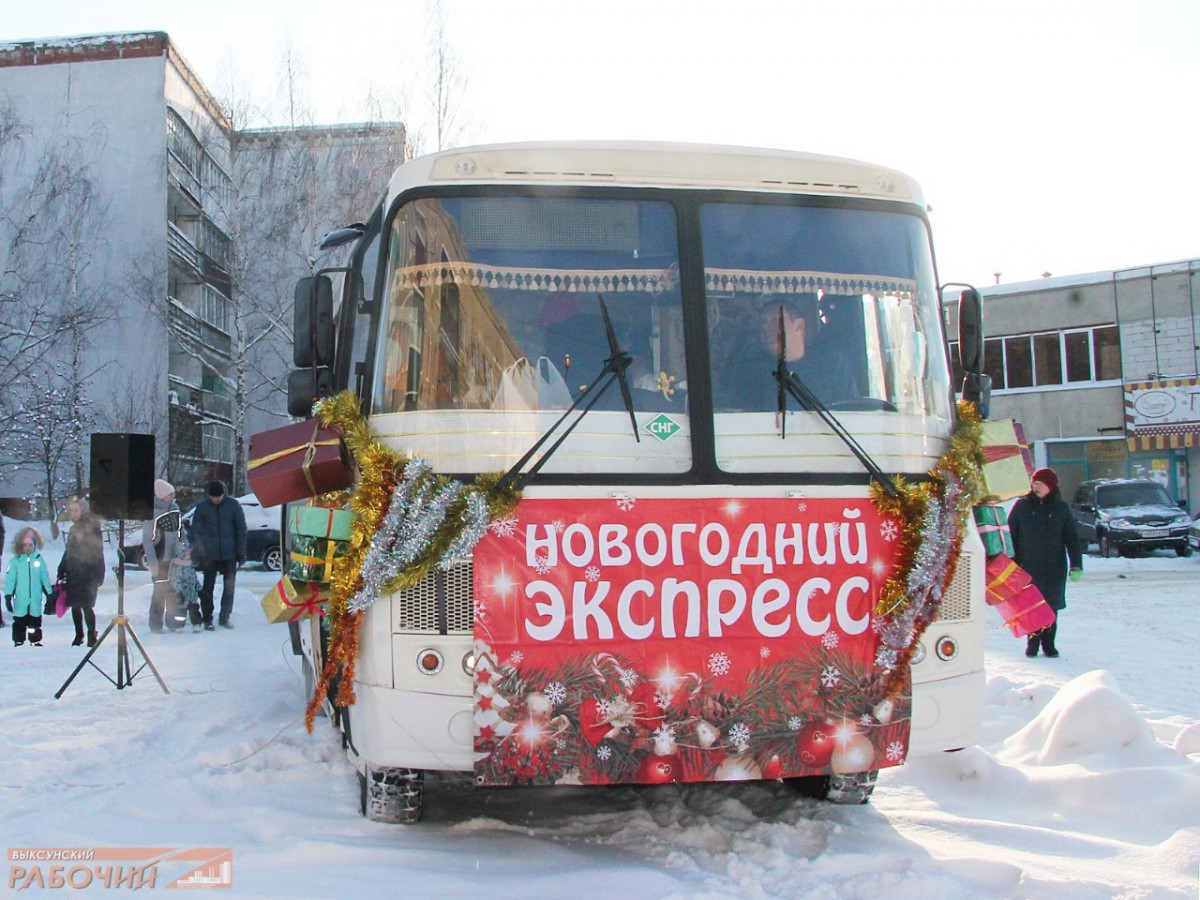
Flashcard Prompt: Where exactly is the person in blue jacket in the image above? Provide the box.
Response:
[5,525,54,646]
[188,481,247,631]
[1008,467,1083,658]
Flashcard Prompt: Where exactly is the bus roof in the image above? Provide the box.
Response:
[388,141,925,207]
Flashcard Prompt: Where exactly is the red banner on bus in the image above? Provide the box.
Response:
[472,496,910,787]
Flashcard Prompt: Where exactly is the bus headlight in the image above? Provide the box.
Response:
[934,635,959,661]
[462,651,477,676]
[911,641,926,665]
[416,648,444,675]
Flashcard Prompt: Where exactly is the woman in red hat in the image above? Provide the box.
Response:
[1007,467,1083,657]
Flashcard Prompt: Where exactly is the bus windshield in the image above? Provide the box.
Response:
[373,192,949,475]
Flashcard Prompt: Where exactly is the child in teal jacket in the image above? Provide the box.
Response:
[5,526,53,646]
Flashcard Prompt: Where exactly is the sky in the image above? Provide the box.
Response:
[2,520,1197,898]
[4,1,1199,289]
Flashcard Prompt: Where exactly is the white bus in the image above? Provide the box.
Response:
[289,142,987,822]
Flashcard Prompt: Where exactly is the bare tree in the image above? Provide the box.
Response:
[1,377,82,537]
[0,92,115,502]
[422,0,471,153]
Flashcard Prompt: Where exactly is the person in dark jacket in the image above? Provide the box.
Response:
[188,481,247,630]
[58,498,106,646]
[1008,467,1083,657]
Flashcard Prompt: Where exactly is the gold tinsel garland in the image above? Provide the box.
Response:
[303,391,520,731]
[868,400,987,696]
[871,400,986,615]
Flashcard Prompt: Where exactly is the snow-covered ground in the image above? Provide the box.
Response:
[2,521,1197,899]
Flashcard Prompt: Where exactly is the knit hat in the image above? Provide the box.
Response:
[154,478,175,500]
[1031,467,1059,492]
[207,480,227,498]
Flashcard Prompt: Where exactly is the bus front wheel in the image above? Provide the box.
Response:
[785,770,878,805]
[359,766,425,823]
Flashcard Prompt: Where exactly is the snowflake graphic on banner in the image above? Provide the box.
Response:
[509,650,524,664]
[821,632,840,650]
[880,519,900,542]
[545,682,567,704]
[760,645,771,659]
[787,715,804,731]
[550,519,565,533]
[708,652,732,676]
[619,669,640,689]
[616,495,636,512]
[533,554,552,575]
[596,745,612,761]
[886,741,906,761]
[728,722,751,751]
[489,514,519,537]
[821,666,841,688]
[585,565,601,582]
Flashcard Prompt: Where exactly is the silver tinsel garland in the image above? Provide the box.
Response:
[878,471,966,656]
[440,491,490,569]
[348,458,492,612]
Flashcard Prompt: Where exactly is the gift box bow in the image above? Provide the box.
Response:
[267,578,325,621]
[248,421,341,496]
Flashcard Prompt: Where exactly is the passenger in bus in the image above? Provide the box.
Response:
[713,295,859,412]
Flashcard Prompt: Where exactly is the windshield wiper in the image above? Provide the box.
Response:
[772,306,899,499]
[494,295,639,494]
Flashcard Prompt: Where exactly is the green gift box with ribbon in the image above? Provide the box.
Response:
[289,504,355,541]
[287,534,348,584]
[972,504,1014,558]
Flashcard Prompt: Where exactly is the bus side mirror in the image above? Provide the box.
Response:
[957,286,991,416]
[958,287,983,373]
[287,367,333,418]
[294,276,335,368]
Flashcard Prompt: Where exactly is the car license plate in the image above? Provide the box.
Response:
[1142,528,1169,538]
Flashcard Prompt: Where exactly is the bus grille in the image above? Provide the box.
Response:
[392,562,475,634]
[934,552,973,623]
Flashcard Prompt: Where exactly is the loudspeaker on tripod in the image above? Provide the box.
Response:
[89,433,155,520]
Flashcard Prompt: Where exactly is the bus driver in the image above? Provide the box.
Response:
[713,294,859,412]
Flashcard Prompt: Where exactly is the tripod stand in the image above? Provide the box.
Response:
[56,518,169,697]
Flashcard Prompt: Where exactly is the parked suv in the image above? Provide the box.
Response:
[1071,478,1192,558]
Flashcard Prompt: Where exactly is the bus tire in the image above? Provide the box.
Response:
[360,766,425,823]
[785,770,878,805]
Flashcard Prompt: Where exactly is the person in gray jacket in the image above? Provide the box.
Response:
[143,479,182,633]
[188,480,246,630]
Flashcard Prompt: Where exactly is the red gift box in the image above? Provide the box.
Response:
[985,553,1032,605]
[992,585,1056,637]
[247,419,354,507]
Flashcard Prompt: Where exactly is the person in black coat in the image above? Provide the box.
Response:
[58,498,106,646]
[1007,467,1083,657]
[188,481,247,630]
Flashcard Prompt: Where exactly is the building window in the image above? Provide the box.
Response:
[1033,333,1062,385]
[950,323,1122,394]
[1093,326,1121,380]
[1064,330,1091,382]
[1005,336,1033,388]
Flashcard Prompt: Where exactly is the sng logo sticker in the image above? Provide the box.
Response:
[644,414,681,442]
